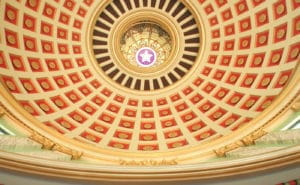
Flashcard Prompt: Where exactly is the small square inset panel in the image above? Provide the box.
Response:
[182,86,193,95]
[273,70,292,88]
[256,96,275,112]
[41,40,54,53]
[220,114,241,128]
[256,31,269,47]
[81,103,97,115]
[209,108,227,121]
[2,76,20,93]
[51,96,68,109]
[81,132,101,143]
[164,130,182,139]
[28,57,43,72]
[5,4,18,25]
[57,28,68,39]
[59,12,70,25]
[187,121,206,132]
[193,77,204,86]
[108,141,129,150]
[56,118,76,131]
[159,108,172,117]
[9,54,25,71]
[175,102,188,112]
[23,13,36,31]
[35,100,54,114]
[235,0,248,15]
[224,24,235,36]
[40,21,53,36]
[123,109,136,117]
[257,73,274,89]
[37,78,54,92]
[239,17,251,32]
[250,53,265,67]
[211,29,220,39]
[241,96,260,110]
[26,0,41,11]
[69,111,87,124]
[195,129,216,141]
[91,95,105,106]
[208,55,217,64]
[161,119,177,128]
[23,36,37,52]
[77,7,87,17]
[138,145,159,151]
[99,113,115,124]
[114,131,132,140]
[268,48,283,66]
[273,23,287,43]
[292,16,300,36]
[273,0,287,19]
[20,78,38,93]
[63,0,76,11]
[213,88,229,100]
[234,55,248,67]
[226,72,241,85]
[139,133,157,141]
[68,72,81,83]
[286,43,300,63]
[106,103,120,113]
[5,29,19,48]
[19,101,39,116]
[240,74,257,87]
[226,92,244,106]
[119,119,134,129]
[65,90,81,103]
[239,36,251,49]
[78,85,91,96]
[199,101,215,113]
[141,122,155,130]
[90,122,108,134]
[221,8,233,21]
[224,40,235,50]
[43,3,56,19]
[113,95,124,103]
[255,9,269,26]
[220,55,232,66]
[170,93,181,102]
[190,93,203,104]
[209,16,218,26]
[204,4,214,15]
[181,111,196,122]
[167,140,187,149]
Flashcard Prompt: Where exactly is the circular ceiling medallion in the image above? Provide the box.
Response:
[135,47,157,67]
[91,1,201,91]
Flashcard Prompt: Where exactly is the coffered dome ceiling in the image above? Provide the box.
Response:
[0,0,299,164]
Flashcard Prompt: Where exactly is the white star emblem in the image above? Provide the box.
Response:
[140,50,153,63]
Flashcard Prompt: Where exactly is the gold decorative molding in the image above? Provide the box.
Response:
[291,96,300,111]
[214,141,244,157]
[52,144,83,160]
[242,128,267,146]
[29,132,55,150]
[119,159,178,166]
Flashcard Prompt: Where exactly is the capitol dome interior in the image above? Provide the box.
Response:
[0,0,299,184]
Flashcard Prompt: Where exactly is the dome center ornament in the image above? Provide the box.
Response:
[136,47,157,67]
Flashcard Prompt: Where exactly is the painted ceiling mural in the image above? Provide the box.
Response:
[0,0,299,163]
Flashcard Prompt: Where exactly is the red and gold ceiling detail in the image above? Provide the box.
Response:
[0,0,299,163]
